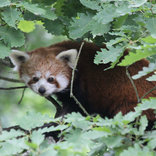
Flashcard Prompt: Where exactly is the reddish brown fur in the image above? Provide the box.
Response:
[19,47,72,85]
[20,41,156,123]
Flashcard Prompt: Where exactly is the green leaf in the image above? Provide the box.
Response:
[122,111,141,124]
[136,98,156,111]
[103,135,124,148]
[0,129,25,141]
[53,0,67,16]
[0,27,25,47]
[120,144,154,156]
[93,126,111,133]
[0,138,28,155]
[94,46,124,65]
[93,3,131,25]
[144,130,156,139]
[106,37,126,47]
[93,5,116,25]
[141,36,156,44]
[25,141,38,149]
[148,138,156,149]
[63,128,93,152]
[69,13,110,39]
[18,2,45,15]
[146,73,156,81]
[40,6,57,20]
[91,22,110,36]
[119,46,156,66]
[79,0,101,10]
[146,18,156,38]
[129,0,147,7]
[0,0,10,7]
[40,145,58,156]
[44,19,64,35]
[31,131,44,146]
[145,131,156,149]
[16,112,54,130]
[1,7,22,28]
[37,125,68,134]
[0,42,11,58]
[65,112,92,130]
[132,62,156,79]
[139,116,148,135]
[17,2,56,20]
[18,20,35,33]
[113,15,128,29]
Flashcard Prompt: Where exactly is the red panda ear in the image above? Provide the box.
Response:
[9,50,30,71]
[56,49,77,68]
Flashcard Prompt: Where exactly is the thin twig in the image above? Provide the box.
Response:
[126,66,141,128]
[140,85,156,101]
[18,88,26,105]
[126,66,140,103]
[0,86,27,90]
[70,42,89,116]
[0,76,22,83]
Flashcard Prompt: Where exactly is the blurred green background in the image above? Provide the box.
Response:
[0,26,67,128]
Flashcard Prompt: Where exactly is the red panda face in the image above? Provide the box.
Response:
[22,71,69,97]
[10,48,77,97]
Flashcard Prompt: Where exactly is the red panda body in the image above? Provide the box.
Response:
[10,41,156,123]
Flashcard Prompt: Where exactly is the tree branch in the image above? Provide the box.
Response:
[70,42,89,116]
[140,85,156,101]
[0,76,22,83]
[126,66,140,103]
[18,88,26,105]
[0,86,27,90]
[3,125,29,134]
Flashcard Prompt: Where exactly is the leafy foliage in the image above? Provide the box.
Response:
[69,13,110,39]
[94,46,124,70]
[1,7,22,28]
[0,98,156,156]
[118,46,156,66]
[0,0,156,155]
[0,0,155,65]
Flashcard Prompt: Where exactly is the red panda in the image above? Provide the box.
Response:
[10,41,156,124]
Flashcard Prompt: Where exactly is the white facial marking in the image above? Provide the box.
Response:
[31,78,57,97]
[35,71,41,78]
[45,71,51,78]
[56,74,69,92]
[21,74,31,84]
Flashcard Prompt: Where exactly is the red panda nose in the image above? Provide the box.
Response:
[38,87,46,94]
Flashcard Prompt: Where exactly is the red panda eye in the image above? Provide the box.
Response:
[33,77,39,82]
[47,77,54,83]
